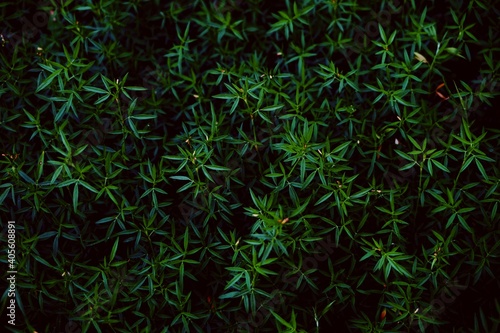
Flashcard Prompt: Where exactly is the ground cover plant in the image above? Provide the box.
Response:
[1,0,500,332]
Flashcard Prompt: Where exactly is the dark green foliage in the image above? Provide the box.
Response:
[1,0,500,332]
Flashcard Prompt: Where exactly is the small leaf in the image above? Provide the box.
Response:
[36,69,62,93]
[431,159,450,173]
[110,237,119,262]
[73,183,79,212]
[82,86,109,94]
[414,51,428,63]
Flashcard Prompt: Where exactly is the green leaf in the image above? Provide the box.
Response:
[18,171,35,184]
[58,179,77,187]
[33,254,55,269]
[378,24,387,43]
[270,310,294,329]
[79,180,98,193]
[261,104,284,112]
[213,93,237,100]
[432,230,445,242]
[50,166,63,185]
[314,192,333,206]
[224,272,244,290]
[96,94,111,104]
[219,291,243,299]
[446,212,457,229]
[290,196,310,217]
[0,185,12,205]
[460,156,475,173]
[205,165,231,171]
[431,159,450,173]
[131,114,157,120]
[59,130,72,153]
[73,183,79,212]
[110,237,119,262]
[457,214,473,233]
[39,63,56,73]
[475,159,489,180]
[36,69,62,93]
[394,149,414,162]
[360,249,376,261]
[332,141,351,154]
[407,135,422,150]
[399,162,416,171]
[124,86,147,91]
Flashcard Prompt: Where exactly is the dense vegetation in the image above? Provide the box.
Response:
[1,0,499,332]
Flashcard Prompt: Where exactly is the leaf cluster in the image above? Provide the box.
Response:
[1,0,500,332]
